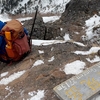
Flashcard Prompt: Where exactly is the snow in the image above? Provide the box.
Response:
[74,42,86,47]
[48,56,55,62]
[0,71,25,85]
[63,33,70,41]
[17,17,33,22]
[85,14,100,28]
[74,32,79,34]
[51,47,54,51]
[74,47,100,55]
[86,55,100,63]
[0,10,100,100]
[41,0,50,7]
[63,60,86,75]
[60,28,63,31]
[0,0,71,14]
[5,86,13,99]
[85,14,100,40]
[32,40,66,46]
[32,60,44,68]
[28,90,44,100]
[19,0,29,7]
[0,72,8,77]
[0,14,32,23]
[42,16,61,23]
[0,14,11,22]
[38,50,44,54]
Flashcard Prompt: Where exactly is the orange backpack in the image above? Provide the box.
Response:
[1,19,31,62]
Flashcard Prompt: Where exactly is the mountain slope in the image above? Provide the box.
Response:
[0,0,70,14]
[0,0,100,100]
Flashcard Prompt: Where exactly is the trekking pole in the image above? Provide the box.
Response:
[29,6,38,41]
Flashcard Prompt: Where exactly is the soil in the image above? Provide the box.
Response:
[0,41,99,100]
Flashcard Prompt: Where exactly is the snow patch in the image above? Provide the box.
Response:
[86,55,100,63]
[48,56,55,62]
[17,17,33,22]
[74,47,100,55]
[60,28,63,31]
[63,34,70,41]
[51,47,54,51]
[32,40,66,46]
[63,60,86,75]
[85,14,100,27]
[0,72,8,78]
[85,14,100,40]
[74,42,85,47]
[38,50,44,54]
[0,71,26,85]
[32,60,44,68]
[42,16,60,23]
[28,90,45,100]
[74,32,79,34]
[0,13,11,22]
[5,86,13,99]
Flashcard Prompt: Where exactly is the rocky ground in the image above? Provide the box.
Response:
[0,0,100,100]
[0,40,98,100]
